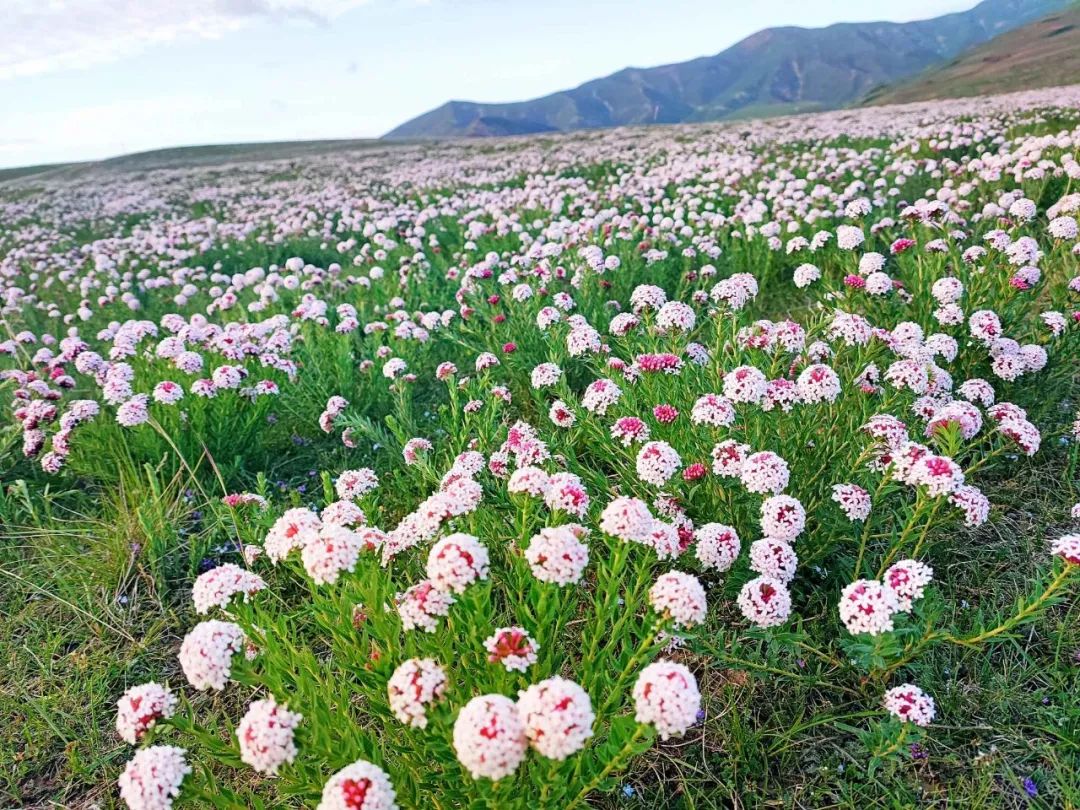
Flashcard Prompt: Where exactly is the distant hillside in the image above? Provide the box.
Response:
[864,6,1080,104]
[0,140,392,187]
[385,0,1067,139]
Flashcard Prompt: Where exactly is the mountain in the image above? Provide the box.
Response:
[864,5,1080,105]
[385,0,1068,139]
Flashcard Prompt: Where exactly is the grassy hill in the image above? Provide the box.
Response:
[0,139,396,188]
[865,5,1080,104]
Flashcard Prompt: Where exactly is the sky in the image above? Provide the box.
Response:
[0,0,977,169]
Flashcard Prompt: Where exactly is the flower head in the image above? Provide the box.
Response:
[632,661,701,740]
[395,580,455,633]
[525,525,590,585]
[485,627,539,672]
[116,683,177,745]
[694,523,741,572]
[191,563,266,614]
[236,697,302,775]
[118,745,191,810]
[178,620,246,691]
[737,576,793,628]
[517,676,595,760]
[427,533,490,594]
[387,658,447,729]
[316,760,398,810]
[453,695,528,780]
[839,580,899,636]
[883,559,934,612]
[883,684,936,727]
[649,571,707,628]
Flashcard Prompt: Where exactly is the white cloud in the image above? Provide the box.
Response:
[0,0,369,80]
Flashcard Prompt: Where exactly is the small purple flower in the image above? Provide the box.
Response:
[909,742,927,761]
[1022,777,1037,798]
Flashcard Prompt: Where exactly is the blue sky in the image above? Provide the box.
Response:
[0,0,975,169]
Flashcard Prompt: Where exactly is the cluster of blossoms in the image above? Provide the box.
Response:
[316,760,398,810]
[632,661,702,740]
[517,676,596,760]
[839,559,934,635]
[648,571,708,628]
[235,698,302,775]
[115,683,177,745]
[524,524,590,585]
[178,620,248,691]
[636,440,682,486]
[485,627,540,672]
[387,658,448,728]
[426,532,490,594]
[883,684,937,727]
[118,746,192,810]
[191,563,266,613]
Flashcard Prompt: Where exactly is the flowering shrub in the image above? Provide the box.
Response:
[2,86,1080,806]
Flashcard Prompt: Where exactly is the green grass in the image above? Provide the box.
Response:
[2,102,1080,808]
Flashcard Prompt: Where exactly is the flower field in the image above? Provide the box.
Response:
[2,85,1080,808]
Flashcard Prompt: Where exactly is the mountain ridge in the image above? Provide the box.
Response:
[385,0,1068,138]
[863,5,1080,104]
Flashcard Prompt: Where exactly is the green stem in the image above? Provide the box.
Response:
[943,565,1075,647]
[873,723,909,759]
[876,493,931,577]
[565,725,648,810]
[595,615,666,719]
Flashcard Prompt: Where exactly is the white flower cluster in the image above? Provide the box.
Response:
[264,507,322,563]
[517,676,595,760]
[426,533,491,594]
[115,682,177,745]
[883,684,936,727]
[452,695,528,780]
[301,524,366,585]
[316,759,399,810]
[236,697,302,775]
[636,440,682,486]
[387,658,448,728]
[838,579,900,635]
[648,571,707,628]
[118,745,191,810]
[178,620,246,690]
[694,523,741,572]
[524,524,590,585]
[335,467,379,500]
[632,660,701,740]
[737,576,793,628]
[395,580,455,633]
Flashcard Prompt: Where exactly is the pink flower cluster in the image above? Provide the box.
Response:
[236,697,302,775]
[116,682,177,745]
[191,563,266,613]
[387,658,448,728]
